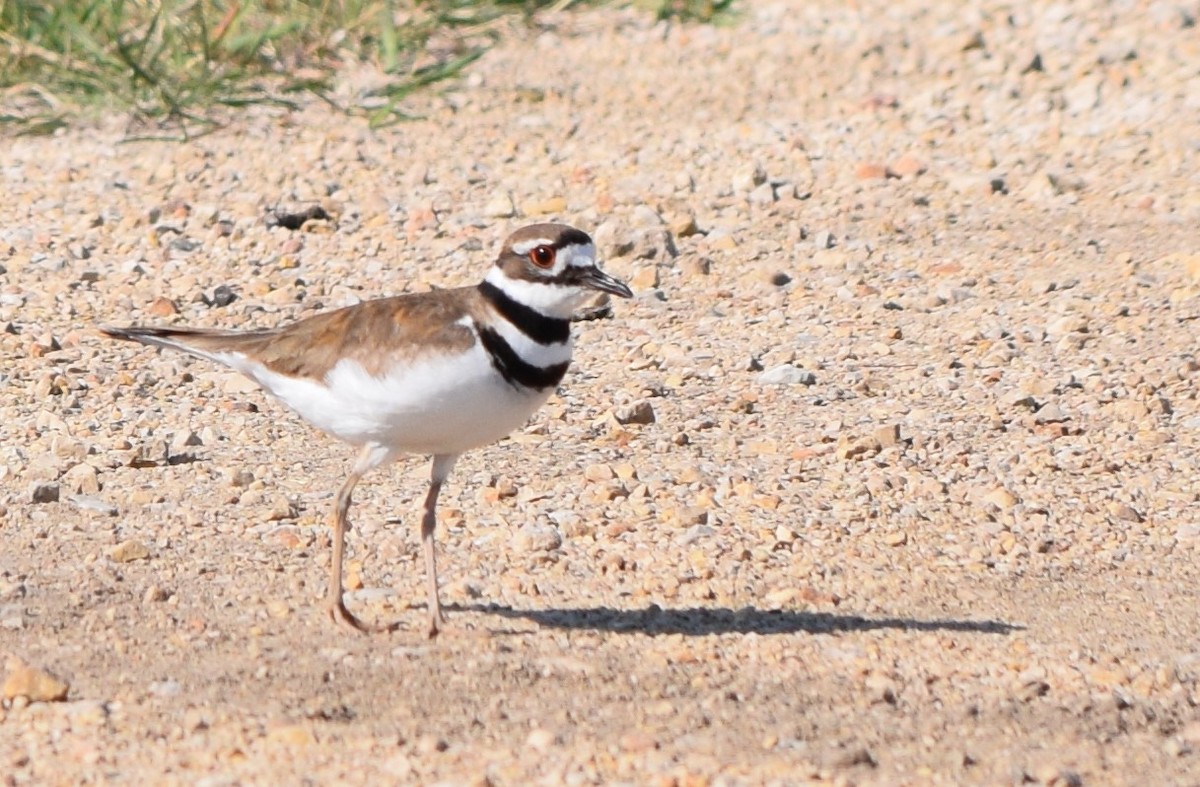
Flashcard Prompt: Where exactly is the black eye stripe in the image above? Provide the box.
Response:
[555,228,593,248]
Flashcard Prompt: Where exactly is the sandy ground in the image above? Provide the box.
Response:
[3,1,1200,784]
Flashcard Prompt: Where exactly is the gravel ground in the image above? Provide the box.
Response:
[3,0,1200,784]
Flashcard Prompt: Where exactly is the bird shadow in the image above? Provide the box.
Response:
[460,603,1021,637]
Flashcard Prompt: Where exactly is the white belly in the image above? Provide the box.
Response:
[242,344,556,455]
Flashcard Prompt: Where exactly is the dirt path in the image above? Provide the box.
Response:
[3,1,1199,784]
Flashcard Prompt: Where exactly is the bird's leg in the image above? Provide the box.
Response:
[326,464,368,631]
[327,444,396,633]
[421,479,445,637]
[423,454,459,638]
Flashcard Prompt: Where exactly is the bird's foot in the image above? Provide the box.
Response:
[326,597,399,634]
[426,611,445,639]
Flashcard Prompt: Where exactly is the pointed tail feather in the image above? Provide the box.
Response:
[99,325,269,368]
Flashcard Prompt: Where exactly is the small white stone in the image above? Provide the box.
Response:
[483,192,516,218]
[758,364,816,386]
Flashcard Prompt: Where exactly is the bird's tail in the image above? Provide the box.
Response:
[99,325,270,367]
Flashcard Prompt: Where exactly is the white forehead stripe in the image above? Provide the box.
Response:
[562,242,597,266]
[511,238,557,256]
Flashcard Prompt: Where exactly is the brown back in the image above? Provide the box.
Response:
[185,288,480,379]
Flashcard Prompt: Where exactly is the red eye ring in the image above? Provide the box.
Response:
[529,245,556,269]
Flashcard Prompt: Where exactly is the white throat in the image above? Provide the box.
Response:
[484,266,590,319]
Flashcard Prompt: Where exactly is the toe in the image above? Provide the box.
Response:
[327,598,371,633]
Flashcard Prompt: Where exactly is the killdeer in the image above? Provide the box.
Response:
[102,223,632,637]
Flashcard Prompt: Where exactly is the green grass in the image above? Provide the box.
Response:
[0,0,734,137]
[640,0,733,22]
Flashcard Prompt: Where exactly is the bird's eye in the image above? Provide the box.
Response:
[529,245,556,269]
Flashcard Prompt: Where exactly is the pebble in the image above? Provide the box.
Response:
[613,401,656,425]
[630,265,659,290]
[584,463,615,482]
[748,182,776,204]
[758,364,816,386]
[146,296,179,317]
[3,659,69,702]
[266,723,315,746]
[1003,391,1039,411]
[669,213,700,238]
[732,162,767,192]
[837,434,882,461]
[63,462,100,494]
[889,153,926,177]
[126,441,169,468]
[1045,315,1087,337]
[593,222,633,258]
[230,468,256,488]
[109,539,151,563]
[170,430,202,454]
[265,495,299,522]
[513,522,563,552]
[415,734,448,754]
[383,753,414,778]
[813,230,835,250]
[984,488,1019,510]
[68,495,119,516]
[1174,524,1200,543]
[630,205,663,228]
[1109,503,1143,523]
[873,424,901,447]
[855,162,890,180]
[524,196,567,215]
[221,374,261,395]
[618,731,659,753]
[209,284,238,307]
[483,192,516,218]
[709,233,738,251]
[143,584,170,604]
[28,481,60,504]
[526,728,557,750]
[1034,403,1067,424]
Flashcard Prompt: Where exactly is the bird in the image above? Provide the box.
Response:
[101,223,633,637]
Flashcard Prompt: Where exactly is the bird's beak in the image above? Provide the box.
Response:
[579,266,634,298]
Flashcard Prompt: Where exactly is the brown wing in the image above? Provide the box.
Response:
[238,288,478,379]
[102,288,479,380]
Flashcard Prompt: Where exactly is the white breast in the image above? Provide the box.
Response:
[229,343,558,455]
